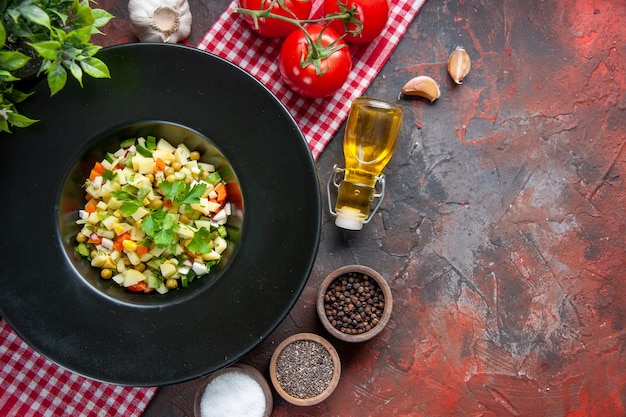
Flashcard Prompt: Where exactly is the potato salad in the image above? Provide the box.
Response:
[75,136,231,294]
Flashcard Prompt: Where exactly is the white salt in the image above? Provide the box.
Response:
[199,371,266,417]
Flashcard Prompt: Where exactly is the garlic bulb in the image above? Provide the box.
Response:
[128,0,192,43]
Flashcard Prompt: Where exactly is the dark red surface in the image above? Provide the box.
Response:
[94,0,626,415]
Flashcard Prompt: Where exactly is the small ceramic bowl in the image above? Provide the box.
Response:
[269,333,341,406]
[316,265,393,343]
[194,363,273,417]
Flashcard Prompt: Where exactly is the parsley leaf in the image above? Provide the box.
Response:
[159,180,207,205]
[188,227,213,255]
[159,180,186,200]
[182,182,207,204]
[119,201,141,217]
[142,210,179,247]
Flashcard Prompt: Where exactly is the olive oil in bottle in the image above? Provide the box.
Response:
[334,97,403,230]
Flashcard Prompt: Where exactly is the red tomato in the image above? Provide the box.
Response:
[324,0,389,44]
[238,0,313,38]
[279,24,352,98]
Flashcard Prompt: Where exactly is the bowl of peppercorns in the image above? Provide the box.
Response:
[317,265,393,343]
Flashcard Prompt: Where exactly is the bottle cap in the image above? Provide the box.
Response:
[335,208,365,230]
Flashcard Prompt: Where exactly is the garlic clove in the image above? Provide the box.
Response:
[447,46,471,84]
[401,76,441,102]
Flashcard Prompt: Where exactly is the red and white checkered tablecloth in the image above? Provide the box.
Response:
[0,2,424,416]
[197,0,427,160]
[0,320,157,417]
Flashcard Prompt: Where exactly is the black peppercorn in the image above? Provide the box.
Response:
[323,271,385,335]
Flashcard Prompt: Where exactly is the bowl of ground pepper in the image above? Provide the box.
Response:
[269,333,341,406]
[317,265,393,343]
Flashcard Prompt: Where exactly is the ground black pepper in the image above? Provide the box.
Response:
[275,339,334,399]
[323,271,385,335]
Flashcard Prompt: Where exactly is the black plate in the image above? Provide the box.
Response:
[0,43,321,386]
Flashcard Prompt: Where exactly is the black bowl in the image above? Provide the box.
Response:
[58,120,244,307]
[0,43,321,386]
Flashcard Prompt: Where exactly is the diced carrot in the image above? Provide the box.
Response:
[155,158,166,172]
[136,245,149,255]
[215,183,227,205]
[88,234,102,244]
[163,198,173,208]
[84,200,97,213]
[127,281,147,292]
[89,161,107,180]
[114,232,130,252]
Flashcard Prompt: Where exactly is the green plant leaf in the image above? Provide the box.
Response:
[67,25,92,44]
[0,21,6,48]
[0,69,20,82]
[29,40,61,60]
[0,118,10,133]
[17,3,51,29]
[65,60,83,86]
[4,87,34,103]
[0,50,30,71]
[7,110,38,128]
[72,1,95,28]
[92,9,114,29]
[47,61,67,95]
[80,56,109,79]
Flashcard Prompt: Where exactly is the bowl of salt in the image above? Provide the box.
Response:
[194,363,272,417]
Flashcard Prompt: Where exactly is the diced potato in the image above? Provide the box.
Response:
[150,246,167,257]
[131,154,155,175]
[130,226,145,241]
[98,229,115,239]
[91,254,109,268]
[152,149,175,163]
[85,184,100,199]
[191,198,211,216]
[194,220,213,230]
[116,169,128,185]
[156,138,176,153]
[126,251,141,265]
[123,269,147,287]
[174,144,191,164]
[160,261,177,279]
[107,197,123,210]
[101,216,119,230]
[116,258,126,272]
[112,274,124,285]
[113,222,132,236]
[139,253,154,262]
[131,206,150,221]
[202,250,221,261]
[102,257,117,269]
[155,283,169,294]
[198,162,215,172]
[191,198,221,216]
[87,212,100,225]
[177,224,195,239]
[214,236,227,254]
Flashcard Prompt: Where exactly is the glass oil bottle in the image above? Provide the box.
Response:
[327,97,403,230]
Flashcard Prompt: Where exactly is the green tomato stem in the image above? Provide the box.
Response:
[235,3,358,74]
